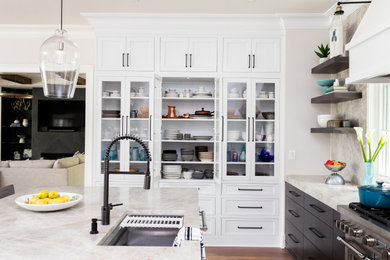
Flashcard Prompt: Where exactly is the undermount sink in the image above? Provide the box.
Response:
[99,214,184,247]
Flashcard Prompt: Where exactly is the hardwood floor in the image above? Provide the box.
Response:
[206,247,292,260]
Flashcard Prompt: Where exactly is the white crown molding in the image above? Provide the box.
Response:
[277,13,332,29]
[0,25,94,39]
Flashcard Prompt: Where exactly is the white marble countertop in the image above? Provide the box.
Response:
[0,186,201,260]
[285,175,360,211]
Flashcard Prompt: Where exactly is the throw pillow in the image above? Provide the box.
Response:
[9,160,55,168]
[0,161,9,168]
[57,157,80,169]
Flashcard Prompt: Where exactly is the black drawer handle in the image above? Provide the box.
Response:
[309,204,325,213]
[237,206,263,209]
[287,234,300,244]
[237,226,263,230]
[309,227,325,238]
[288,190,300,197]
[288,209,300,218]
[238,188,263,191]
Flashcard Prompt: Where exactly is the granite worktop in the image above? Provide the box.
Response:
[285,175,360,211]
[0,186,201,260]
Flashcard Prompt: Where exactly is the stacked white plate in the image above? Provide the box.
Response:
[164,129,180,140]
[162,165,182,179]
[199,152,214,162]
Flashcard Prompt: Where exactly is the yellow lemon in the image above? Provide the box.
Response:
[61,195,71,202]
[48,190,59,199]
[29,196,40,204]
[48,198,62,204]
[36,199,48,205]
[38,190,49,199]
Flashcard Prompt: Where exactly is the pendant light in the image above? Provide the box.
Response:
[39,0,80,99]
[329,4,345,58]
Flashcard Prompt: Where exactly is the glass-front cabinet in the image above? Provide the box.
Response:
[96,77,154,185]
[222,79,279,181]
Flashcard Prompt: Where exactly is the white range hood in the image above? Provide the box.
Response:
[346,0,390,84]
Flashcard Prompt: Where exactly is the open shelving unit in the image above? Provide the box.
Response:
[310,127,355,134]
[311,92,362,104]
[311,55,349,74]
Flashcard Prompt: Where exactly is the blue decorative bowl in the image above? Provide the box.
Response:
[317,80,335,87]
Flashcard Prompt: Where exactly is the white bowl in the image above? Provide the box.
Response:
[317,114,339,128]
[227,131,241,141]
[241,132,246,140]
[256,134,263,141]
[15,192,83,212]
[183,171,193,180]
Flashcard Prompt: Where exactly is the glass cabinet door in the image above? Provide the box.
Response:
[99,78,126,179]
[126,78,153,180]
[223,80,250,180]
[252,80,278,179]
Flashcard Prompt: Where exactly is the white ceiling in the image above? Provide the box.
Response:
[0,0,338,25]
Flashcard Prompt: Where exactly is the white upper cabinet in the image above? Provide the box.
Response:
[97,37,154,71]
[160,37,217,72]
[160,38,188,72]
[223,38,280,73]
[251,39,281,73]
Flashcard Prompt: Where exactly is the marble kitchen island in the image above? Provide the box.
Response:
[0,186,201,260]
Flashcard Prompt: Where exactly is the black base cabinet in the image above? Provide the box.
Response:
[285,182,344,260]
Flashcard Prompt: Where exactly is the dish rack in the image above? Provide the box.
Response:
[119,215,184,229]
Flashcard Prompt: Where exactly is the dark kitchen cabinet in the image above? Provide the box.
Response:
[285,182,344,260]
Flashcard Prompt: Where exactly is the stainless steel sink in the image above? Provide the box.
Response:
[99,214,184,247]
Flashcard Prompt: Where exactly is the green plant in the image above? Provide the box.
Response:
[314,44,330,58]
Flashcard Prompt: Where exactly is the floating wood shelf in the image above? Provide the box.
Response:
[311,92,362,104]
[311,127,355,134]
[311,56,349,74]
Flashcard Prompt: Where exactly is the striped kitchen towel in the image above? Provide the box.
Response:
[173,227,206,260]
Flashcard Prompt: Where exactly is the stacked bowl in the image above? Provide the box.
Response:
[199,152,214,162]
[181,149,194,161]
[195,146,208,160]
[164,129,180,140]
[162,165,182,179]
[162,150,178,161]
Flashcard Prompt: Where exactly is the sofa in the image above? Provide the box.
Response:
[0,154,85,192]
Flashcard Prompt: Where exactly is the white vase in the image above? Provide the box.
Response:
[319,57,329,64]
[22,119,29,127]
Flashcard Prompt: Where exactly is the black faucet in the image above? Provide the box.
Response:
[101,134,151,225]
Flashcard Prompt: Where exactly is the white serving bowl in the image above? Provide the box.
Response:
[317,114,339,128]
[183,171,193,180]
[227,131,240,141]
[15,192,83,212]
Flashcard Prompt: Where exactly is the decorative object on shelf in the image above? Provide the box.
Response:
[232,152,238,162]
[329,4,345,58]
[11,98,31,111]
[167,105,177,118]
[262,112,274,120]
[23,149,32,159]
[228,88,240,98]
[242,89,247,98]
[257,91,268,99]
[324,160,346,185]
[17,135,25,144]
[110,90,120,97]
[314,43,330,64]
[10,118,21,127]
[131,147,140,161]
[354,127,389,185]
[317,114,339,128]
[39,0,80,99]
[130,110,138,118]
[327,119,342,128]
[268,92,275,99]
[258,144,274,162]
[239,145,246,162]
[317,79,335,95]
[22,119,29,127]
[139,149,147,161]
[13,151,21,160]
[239,104,260,118]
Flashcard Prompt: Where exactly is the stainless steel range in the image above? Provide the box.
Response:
[337,203,390,260]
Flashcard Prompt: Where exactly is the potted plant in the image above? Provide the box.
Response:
[315,44,330,64]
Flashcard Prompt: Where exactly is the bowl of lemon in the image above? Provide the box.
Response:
[15,190,83,212]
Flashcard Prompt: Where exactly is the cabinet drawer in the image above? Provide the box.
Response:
[199,197,216,216]
[304,237,328,260]
[304,212,333,259]
[304,194,333,227]
[222,183,278,196]
[222,218,277,236]
[222,198,278,216]
[285,219,304,260]
[285,182,304,206]
[203,217,216,236]
[159,182,216,195]
[286,197,304,230]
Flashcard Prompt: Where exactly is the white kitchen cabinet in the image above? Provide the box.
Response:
[223,38,280,73]
[97,37,154,71]
[160,37,217,72]
[95,76,155,185]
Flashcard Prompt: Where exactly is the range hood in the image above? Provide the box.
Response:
[346,0,390,84]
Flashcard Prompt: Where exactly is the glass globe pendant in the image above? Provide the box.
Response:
[39,0,80,99]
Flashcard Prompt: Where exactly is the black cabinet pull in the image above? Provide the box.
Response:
[252,54,255,68]
[237,226,262,230]
[309,204,325,213]
[287,234,299,244]
[189,54,192,68]
[122,53,125,67]
[238,188,263,191]
[237,206,263,209]
[288,209,300,218]
[309,227,325,238]
[288,190,300,197]
[126,53,129,67]
[248,54,251,68]
[185,54,188,68]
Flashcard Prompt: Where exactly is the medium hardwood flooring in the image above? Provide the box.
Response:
[206,247,292,260]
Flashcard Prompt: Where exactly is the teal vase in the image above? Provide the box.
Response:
[239,145,246,162]
[362,162,375,186]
